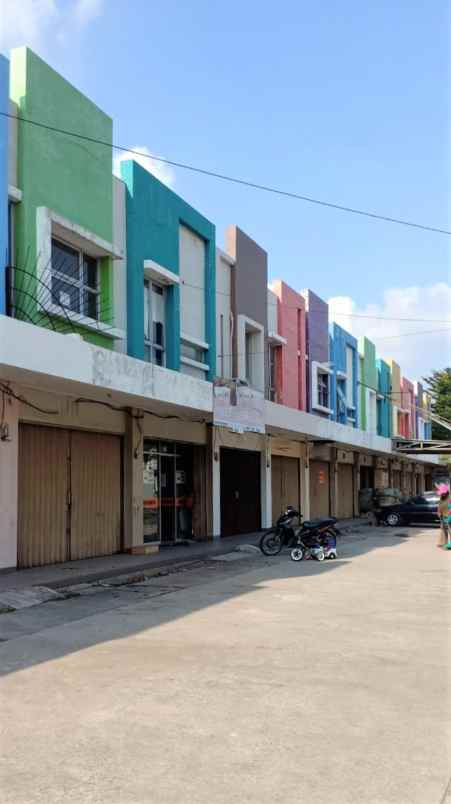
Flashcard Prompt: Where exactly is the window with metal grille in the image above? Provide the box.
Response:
[51,238,100,320]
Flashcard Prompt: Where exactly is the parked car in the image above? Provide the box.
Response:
[375,494,440,527]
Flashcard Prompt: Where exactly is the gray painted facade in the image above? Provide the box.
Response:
[226,225,268,391]
[301,289,329,414]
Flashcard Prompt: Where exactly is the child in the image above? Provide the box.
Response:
[437,487,451,547]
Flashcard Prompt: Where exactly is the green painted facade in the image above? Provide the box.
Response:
[358,336,377,431]
[10,47,114,347]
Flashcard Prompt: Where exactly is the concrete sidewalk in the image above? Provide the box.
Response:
[0,517,368,595]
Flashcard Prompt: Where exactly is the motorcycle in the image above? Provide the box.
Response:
[259,507,339,558]
[259,506,299,556]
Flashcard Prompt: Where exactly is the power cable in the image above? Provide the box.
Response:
[1,109,450,236]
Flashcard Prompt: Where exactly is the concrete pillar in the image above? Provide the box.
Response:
[261,436,272,529]
[330,448,339,518]
[123,409,144,551]
[0,392,19,569]
[353,452,361,516]
[300,443,310,521]
[211,427,221,540]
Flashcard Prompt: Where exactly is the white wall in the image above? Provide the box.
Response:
[267,288,278,334]
[215,251,233,379]
[113,177,127,353]
[0,315,213,415]
[179,224,206,343]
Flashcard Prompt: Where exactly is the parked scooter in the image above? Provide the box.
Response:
[259,507,339,558]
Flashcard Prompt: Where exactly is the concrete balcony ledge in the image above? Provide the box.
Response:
[265,400,438,462]
[0,315,213,416]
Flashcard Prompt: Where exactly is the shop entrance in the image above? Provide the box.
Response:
[220,448,261,536]
[143,441,196,544]
[360,465,375,490]
[337,464,354,519]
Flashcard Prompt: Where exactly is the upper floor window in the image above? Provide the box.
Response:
[317,371,329,408]
[268,344,277,402]
[144,280,165,366]
[51,238,99,320]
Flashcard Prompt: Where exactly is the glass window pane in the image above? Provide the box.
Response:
[51,275,80,313]
[83,288,98,319]
[83,255,98,289]
[153,347,164,366]
[51,239,79,281]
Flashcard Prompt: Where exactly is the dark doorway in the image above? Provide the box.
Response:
[360,465,375,490]
[220,448,261,536]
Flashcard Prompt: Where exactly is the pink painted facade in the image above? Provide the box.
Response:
[400,377,416,438]
[270,280,307,410]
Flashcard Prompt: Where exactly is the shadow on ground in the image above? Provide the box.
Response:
[0,528,436,678]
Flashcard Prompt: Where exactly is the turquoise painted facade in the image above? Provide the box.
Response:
[0,55,8,314]
[121,160,216,379]
[377,358,391,437]
[329,322,358,427]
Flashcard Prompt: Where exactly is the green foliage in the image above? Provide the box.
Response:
[423,368,451,440]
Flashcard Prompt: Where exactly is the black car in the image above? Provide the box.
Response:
[375,494,440,527]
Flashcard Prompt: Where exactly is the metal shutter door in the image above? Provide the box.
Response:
[70,431,122,560]
[309,461,330,519]
[337,464,354,519]
[18,425,69,568]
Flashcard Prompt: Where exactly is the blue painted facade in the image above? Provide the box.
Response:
[377,359,391,437]
[0,56,8,315]
[329,322,358,427]
[121,160,216,379]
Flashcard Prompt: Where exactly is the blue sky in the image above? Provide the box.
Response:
[1,0,450,377]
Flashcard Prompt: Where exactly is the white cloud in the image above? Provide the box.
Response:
[0,0,104,54]
[0,0,59,53]
[72,0,104,26]
[328,283,451,382]
[114,146,176,189]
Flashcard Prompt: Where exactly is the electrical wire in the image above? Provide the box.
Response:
[1,109,450,236]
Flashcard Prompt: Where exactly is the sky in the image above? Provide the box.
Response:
[1,0,450,380]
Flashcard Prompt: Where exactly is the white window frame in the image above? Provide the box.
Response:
[180,332,210,374]
[51,237,100,321]
[36,206,125,340]
[144,279,166,367]
[311,361,333,414]
[237,314,265,392]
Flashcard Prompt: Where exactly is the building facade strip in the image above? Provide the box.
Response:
[121,160,216,378]
[270,280,307,411]
[0,55,8,315]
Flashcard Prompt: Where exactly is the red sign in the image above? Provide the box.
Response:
[318,470,326,485]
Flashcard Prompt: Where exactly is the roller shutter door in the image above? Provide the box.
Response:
[18,425,122,568]
[309,461,330,519]
[337,464,354,519]
[272,456,300,525]
[18,425,69,568]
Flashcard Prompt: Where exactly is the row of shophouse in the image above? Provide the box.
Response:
[0,49,437,571]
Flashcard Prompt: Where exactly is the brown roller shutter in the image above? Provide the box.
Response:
[272,456,300,524]
[309,460,330,519]
[70,431,122,560]
[337,464,354,519]
[18,425,69,568]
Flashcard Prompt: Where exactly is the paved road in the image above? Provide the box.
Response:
[0,527,450,804]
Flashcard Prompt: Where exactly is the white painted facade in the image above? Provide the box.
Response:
[112,176,128,352]
[179,225,209,381]
[215,249,234,380]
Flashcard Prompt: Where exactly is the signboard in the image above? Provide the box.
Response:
[318,469,326,485]
[213,381,265,434]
